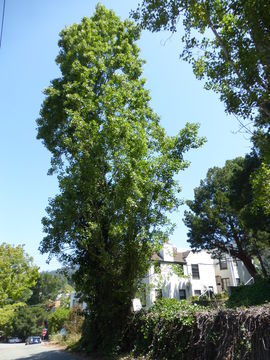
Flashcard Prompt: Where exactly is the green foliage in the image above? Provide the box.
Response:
[171,264,186,278]
[28,271,72,305]
[37,5,205,353]
[9,305,47,340]
[124,303,270,359]
[48,307,70,334]
[251,162,270,215]
[64,305,84,336]
[123,298,207,359]
[133,1,270,216]
[153,261,161,274]
[132,1,270,151]
[150,298,205,324]
[0,303,25,335]
[227,278,270,308]
[0,243,39,306]
[183,155,270,278]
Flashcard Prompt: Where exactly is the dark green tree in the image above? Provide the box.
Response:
[28,271,68,305]
[37,5,204,352]
[133,0,270,236]
[9,306,47,340]
[184,155,270,278]
[251,163,270,215]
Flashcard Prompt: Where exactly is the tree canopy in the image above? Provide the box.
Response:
[251,163,270,215]
[132,0,270,156]
[28,271,71,305]
[37,5,204,352]
[10,305,46,340]
[133,0,270,233]
[0,243,39,306]
[184,155,270,278]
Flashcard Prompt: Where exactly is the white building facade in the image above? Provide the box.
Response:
[142,243,252,308]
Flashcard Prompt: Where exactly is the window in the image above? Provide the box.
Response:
[219,257,228,270]
[141,289,146,307]
[191,264,200,279]
[155,289,162,300]
[154,262,161,274]
[194,290,201,296]
[179,289,186,300]
[221,278,230,291]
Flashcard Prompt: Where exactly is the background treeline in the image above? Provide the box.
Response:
[0,243,79,341]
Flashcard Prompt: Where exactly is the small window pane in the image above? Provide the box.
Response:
[191,264,200,279]
[155,289,162,300]
[221,278,230,291]
[179,289,186,300]
[194,290,201,296]
[219,258,228,270]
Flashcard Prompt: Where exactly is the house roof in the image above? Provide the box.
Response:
[151,253,163,261]
[173,250,190,263]
[151,249,190,264]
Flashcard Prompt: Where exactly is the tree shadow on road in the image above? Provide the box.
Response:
[15,348,81,360]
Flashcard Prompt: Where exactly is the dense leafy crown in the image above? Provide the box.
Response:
[37,5,204,266]
[184,155,270,277]
[0,243,39,307]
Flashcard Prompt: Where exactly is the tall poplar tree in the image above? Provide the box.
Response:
[37,5,204,351]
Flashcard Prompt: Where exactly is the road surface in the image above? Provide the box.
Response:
[0,343,85,360]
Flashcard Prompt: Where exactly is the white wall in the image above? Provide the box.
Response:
[185,251,217,296]
[141,246,252,308]
[236,261,252,284]
[143,248,218,307]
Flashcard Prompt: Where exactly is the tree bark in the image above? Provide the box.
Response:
[230,249,257,279]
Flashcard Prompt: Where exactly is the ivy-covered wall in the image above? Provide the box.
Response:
[123,299,270,360]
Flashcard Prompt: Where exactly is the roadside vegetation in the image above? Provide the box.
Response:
[122,298,270,360]
[0,242,74,342]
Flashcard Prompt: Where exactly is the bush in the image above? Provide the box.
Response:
[227,278,270,308]
[64,305,84,335]
[123,302,270,359]
[48,307,70,334]
[10,305,47,340]
[122,298,207,358]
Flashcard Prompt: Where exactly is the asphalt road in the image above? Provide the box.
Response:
[0,343,84,360]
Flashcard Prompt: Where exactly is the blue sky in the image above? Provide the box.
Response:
[0,0,251,270]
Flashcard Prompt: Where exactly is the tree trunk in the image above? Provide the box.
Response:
[257,252,268,278]
[231,249,257,279]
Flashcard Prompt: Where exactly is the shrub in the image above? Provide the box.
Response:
[227,278,270,308]
[10,305,47,340]
[123,302,270,359]
[48,307,70,334]
[64,305,84,336]
[122,298,207,359]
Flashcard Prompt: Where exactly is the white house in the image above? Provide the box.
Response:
[70,291,87,310]
[141,243,252,308]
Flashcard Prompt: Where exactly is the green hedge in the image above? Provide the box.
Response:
[227,278,270,308]
[122,299,270,360]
